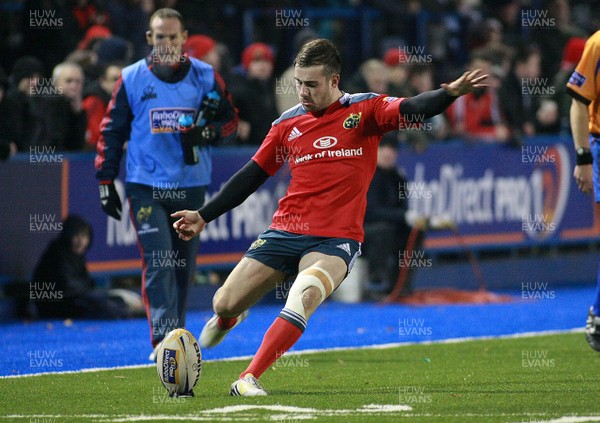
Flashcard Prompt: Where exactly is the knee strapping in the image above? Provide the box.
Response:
[284,266,334,320]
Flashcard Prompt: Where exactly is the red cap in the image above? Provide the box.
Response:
[383,47,410,67]
[185,35,217,60]
[241,43,274,70]
[561,37,586,70]
[78,25,112,50]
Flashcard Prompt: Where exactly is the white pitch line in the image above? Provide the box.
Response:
[7,412,600,423]
[0,328,583,379]
[515,418,600,423]
[2,404,414,422]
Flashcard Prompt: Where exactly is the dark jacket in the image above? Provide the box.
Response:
[42,96,87,151]
[33,216,94,300]
[365,166,409,227]
[228,73,278,145]
[4,88,44,151]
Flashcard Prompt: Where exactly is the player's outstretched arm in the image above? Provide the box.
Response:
[171,159,270,240]
[399,69,488,120]
[171,210,207,241]
[440,69,488,97]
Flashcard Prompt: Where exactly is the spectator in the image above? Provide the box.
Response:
[185,35,221,71]
[77,24,112,52]
[405,66,450,148]
[5,56,46,152]
[229,42,278,145]
[41,62,87,151]
[535,99,561,135]
[32,215,139,319]
[363,136,417,299]
[470,18,514,78]
[95,36,133,67]
[105,0,150,60]
[345,59,389,95]
[83,62,123,149]
[71,0,109,33]
[214,42,235,79]
[532,0,587,80]
[446,51,510,143]
[70,24,113,83]
[383,47,413,98]
[552,37,586,133]
[275,29,319,115]
[0,66,17,160]
[499,44,559,139]
[489,0,523,48]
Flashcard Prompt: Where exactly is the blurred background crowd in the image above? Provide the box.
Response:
[0,0,599,159]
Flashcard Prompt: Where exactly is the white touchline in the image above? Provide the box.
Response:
[6,413,600,422]
[0,328,583,379]
[2,404,414,422]
[517,418,600,423]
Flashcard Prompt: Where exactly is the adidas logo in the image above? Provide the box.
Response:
[287,127,302,141]
[336,243,351,256]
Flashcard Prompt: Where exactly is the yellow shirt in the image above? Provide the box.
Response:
[566,30,600,134]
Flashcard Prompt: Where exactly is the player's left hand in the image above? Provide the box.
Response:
[170,210,207,241]
[574,164,594,195]
[441,69,488,97]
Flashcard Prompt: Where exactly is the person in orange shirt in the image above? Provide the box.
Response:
[566,30,600,352]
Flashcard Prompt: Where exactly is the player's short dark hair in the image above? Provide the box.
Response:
[149,8,185,31]
[294,39,341,78]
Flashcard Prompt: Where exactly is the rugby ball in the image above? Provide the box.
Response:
[156,328,202,397]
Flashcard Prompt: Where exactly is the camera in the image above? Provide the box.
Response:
[179,90,221,165]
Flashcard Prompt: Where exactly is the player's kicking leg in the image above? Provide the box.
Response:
[230,251,351,396]
[199,257,285,348]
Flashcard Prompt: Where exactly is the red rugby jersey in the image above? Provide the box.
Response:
[252,92,405,242]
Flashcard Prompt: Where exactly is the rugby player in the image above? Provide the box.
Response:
[172,39,487,395]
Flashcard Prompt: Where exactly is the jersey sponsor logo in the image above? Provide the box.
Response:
[313,136,338,149]
[149,108,195,134]
[294,147,363,164]
[568,71,586,88]
[343,112,362,129]
[141,85,158,101]
[288,126,303,141]
[383,96,399,102]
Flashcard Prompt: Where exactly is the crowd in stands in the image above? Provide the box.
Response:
[0,0,599,160]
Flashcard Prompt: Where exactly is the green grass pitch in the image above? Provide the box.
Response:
[1,332,598,422]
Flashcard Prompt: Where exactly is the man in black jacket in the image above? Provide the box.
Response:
[364,136,415,298]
